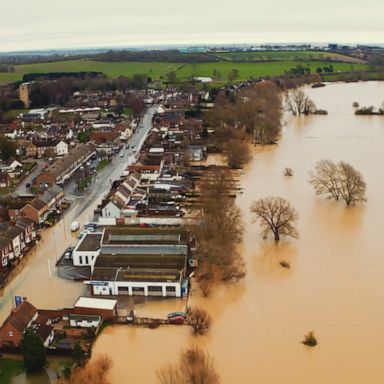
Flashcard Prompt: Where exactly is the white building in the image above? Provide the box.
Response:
[84,227,189,298]
[56,140,69,156]
[72,233,102,267]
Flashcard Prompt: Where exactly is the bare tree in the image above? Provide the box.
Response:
[225,138,251,169]
[189,307,212,334]
[286,88,316,115]
[205,81,283,145]
[309,160,366,205]
[338,161,367,205]
[59,354,112,384]
[251,197,299,241]
[309,159,341,200]
[157,346,220,384]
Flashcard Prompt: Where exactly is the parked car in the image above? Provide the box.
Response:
[167,312,186,319]
[26,183,31,188]
[70,221,80,232]
[119,152,124,157]
[169,316,185,325]
[64,247,74,260]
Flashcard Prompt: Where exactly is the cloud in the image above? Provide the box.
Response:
[1,0,383,51]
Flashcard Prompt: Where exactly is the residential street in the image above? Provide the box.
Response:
[0,106,157,323]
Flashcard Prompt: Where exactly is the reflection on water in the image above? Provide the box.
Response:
[88,82,384,383]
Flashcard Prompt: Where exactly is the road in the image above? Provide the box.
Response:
[69,105,157,219]
[14,159,46,196]
[0,106,157,323]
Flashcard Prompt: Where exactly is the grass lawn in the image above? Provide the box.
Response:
[96,159,109,172]
[78,175,92,191]
[0,358,24,384]
[23,161,37,172]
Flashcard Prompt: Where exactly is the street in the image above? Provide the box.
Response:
[0,106,157,323]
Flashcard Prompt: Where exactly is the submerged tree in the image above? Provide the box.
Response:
[337,161,367,205]
[225,138,251,169]
[58,354,112,384]
[157,346,220,384]
[189,307,212,334]
[251,197,299,241]
[205,81,283,145]
[309,159,341,201]
[193,168,245,287]
[286,88,316,115]
[309,160,366,205]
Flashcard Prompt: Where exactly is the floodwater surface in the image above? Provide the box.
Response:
[93,82,384,383]
[27,82,384,383]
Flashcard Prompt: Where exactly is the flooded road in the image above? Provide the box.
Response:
[93,81,384,383]
[0,107,157,325]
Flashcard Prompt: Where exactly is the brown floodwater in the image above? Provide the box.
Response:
[12,81,384,384]
[92,81,384,383]
[0,202,93,324]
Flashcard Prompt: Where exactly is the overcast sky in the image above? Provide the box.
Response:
[1,0,383,52]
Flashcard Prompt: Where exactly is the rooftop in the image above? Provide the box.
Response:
[74,297,117,311]
[102,227,188,245]
[76,233,103,252]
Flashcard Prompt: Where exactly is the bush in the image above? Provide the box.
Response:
[302,331,317,347]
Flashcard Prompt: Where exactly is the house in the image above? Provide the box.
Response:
[0,237,13,267]
[40,185,64,209]
[33,140,68,158]
[187,145,207,162]
[34,143,96,186]
[33,323,54,347]
[25,142,38,158]
[0,223,25,260]
[20,198,49,224]
[101,174,142,218]
[0,160,23,179]
[0,301,38,347]
[16,218,37,244]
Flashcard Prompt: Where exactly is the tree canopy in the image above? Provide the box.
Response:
[21,329,46,373]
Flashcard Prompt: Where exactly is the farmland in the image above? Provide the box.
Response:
[0,57,371,85]
[214,50,366,63]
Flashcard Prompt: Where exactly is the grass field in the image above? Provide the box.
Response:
[215,50,363,63]
[177,61,369,81]
[0,58,370,85]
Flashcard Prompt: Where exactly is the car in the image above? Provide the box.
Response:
[119,152,124,157]
[64,250,72,260]
[169,316,185,325]
[125,144,130,149]
[26,183,31,188]
[167,312,186,319]
[70,221,80,231]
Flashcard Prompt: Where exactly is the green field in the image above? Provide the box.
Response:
[215,50,363,63]
[177,61,368,81]
[0,58,370,85]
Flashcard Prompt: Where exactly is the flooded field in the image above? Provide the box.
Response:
[93,81,384,383]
